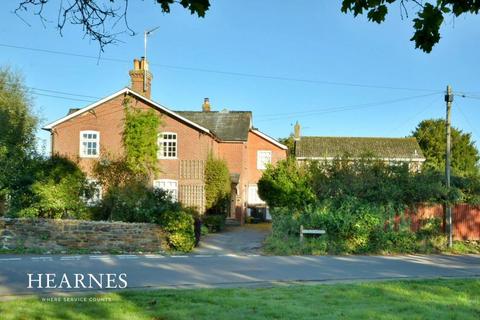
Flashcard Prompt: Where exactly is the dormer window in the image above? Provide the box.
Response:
[158,132,177,159]
[80,131,100,158]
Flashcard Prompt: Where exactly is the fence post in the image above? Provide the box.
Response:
[300,225,304,243]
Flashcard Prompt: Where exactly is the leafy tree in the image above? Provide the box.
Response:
[341,1,480,52]
[204,154,231,215]
[412,119,479,176]
[0,68,38,214]
[14,0,210,50]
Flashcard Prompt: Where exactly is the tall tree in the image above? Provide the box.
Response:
[0,68,38,213]
[412,119,479,176]
[14,0,210,50]
[341,1,480,52]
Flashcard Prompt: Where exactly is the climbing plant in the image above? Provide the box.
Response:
[122,97,162,176]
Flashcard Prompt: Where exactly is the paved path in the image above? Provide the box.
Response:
[193,224,271,255]
[0,254,479,296]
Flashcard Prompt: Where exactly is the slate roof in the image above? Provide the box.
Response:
[176,111,252,141]
[67,108,81,115]
[295,137,425,160]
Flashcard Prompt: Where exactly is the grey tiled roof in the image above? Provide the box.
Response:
[67,108,81,115]
[295,137,425,160]
[176,111,252,141]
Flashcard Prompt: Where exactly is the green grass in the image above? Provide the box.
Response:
[1,279,479,319]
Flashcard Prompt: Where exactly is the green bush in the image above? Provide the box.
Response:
[161,209,195,252]
[202,214,226,233]
[260,156,480,255]
[258,158,315,209]
[93,184,195,252]
[267,198,453,255]
[7,156,90,219]
[205,154,231,215]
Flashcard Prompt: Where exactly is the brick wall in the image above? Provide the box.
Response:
[0,218,167,253]
[246,130,286,183]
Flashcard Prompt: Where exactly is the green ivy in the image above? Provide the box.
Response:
[123,98,161,176]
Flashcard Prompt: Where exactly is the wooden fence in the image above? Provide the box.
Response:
[399,204,480,240]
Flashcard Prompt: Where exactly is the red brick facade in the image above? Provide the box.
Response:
[44,61,287,221]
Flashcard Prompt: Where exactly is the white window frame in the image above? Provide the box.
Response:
[79,130,100,158]
[257,150,272,170]
[82,178,102,206]
[247,184,265,205]
[157,132,177,159]
[153,179,178,201]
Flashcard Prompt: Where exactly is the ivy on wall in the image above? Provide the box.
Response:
[122,97,162,176]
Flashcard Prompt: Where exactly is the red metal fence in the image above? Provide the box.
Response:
[404,204,480,240]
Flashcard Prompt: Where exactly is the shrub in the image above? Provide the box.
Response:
[258,158,315,209]
[7,156,90,219]
[161,209,195,252]
[261,156,480,255]
[92,155,143,190]
[94,183,179,222]
[205,154,231,215]
[202,214,226,233]
[93,184,196,252]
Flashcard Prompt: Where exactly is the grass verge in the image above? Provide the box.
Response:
[0,279,478,319]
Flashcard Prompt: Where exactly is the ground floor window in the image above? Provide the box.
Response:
[247,184,265,205]
[153,179,178,201]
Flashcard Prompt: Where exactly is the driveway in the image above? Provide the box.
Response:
[0,254,479,296]
[194,223,271,255]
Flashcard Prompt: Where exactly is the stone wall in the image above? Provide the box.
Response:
[0,218,167,253]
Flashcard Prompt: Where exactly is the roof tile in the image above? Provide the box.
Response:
[176,111,251,141]
[295,137,425,160]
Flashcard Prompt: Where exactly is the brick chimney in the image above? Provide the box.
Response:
[202,98,211,112]
[129,57,153,99]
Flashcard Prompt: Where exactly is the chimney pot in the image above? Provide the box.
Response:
[202,97,211,112]
[129,57,153,99]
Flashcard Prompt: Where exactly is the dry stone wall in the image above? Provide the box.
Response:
[0,218,167,253]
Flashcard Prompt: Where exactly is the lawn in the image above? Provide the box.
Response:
[1,279,478,319]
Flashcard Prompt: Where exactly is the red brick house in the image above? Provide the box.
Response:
[42,58,287,221]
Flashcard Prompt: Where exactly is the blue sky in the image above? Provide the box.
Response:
[1,1,479,152]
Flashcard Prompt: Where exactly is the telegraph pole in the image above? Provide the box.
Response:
[445,85,453,248]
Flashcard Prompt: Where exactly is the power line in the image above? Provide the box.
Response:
[386,95,441,135]
[455,93,480,101]
[255,92,442,122]
[0,43,441,93]
[32,92,96,103]
[456,104,480,140]
[30,87,100,99]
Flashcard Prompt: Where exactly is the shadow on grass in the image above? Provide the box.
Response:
[1,278,479,320]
